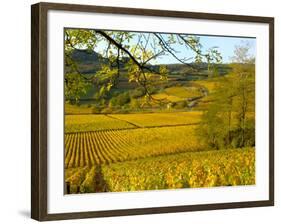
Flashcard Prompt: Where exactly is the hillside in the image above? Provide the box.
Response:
[64,50,234,113]
[66,49,232,76]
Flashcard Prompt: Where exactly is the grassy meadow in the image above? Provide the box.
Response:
[64,29,256,194]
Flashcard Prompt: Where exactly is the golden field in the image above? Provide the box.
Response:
[64,78,255,194]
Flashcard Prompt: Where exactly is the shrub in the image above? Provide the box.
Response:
[91,105,101,114]
[130,88,145,99]
[101,107,113,114]
[109,92,131,107]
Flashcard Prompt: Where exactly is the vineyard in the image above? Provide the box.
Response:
[64,71,256,194]
[65,114,136,133]
[63,28,256,195]
[109,111,202,128]
[64,125,203,168]
[65,148,255,193]
[102,148,255,191]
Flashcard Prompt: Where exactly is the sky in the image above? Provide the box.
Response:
[73,29,256,64]
[158,35,256,64]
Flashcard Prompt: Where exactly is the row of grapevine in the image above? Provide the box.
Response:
[101,148,255,192]
[65,148,255,194]
[65,167,90,194]
[65,112,204,133]
[64,125,204,168]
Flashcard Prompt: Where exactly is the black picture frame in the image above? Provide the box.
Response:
[31,2,274,221]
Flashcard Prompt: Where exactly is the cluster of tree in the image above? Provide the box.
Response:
[198,44,255,149]
[87,87,147,114]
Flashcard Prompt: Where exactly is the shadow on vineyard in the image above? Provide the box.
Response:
[93,165,109,192]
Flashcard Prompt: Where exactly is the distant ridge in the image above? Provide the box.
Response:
[66,49,232,75]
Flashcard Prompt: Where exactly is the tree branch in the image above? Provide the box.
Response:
[95,30,144,69]
[154,33,195,68]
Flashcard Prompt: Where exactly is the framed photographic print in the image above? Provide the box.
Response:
[31,2,274,221]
